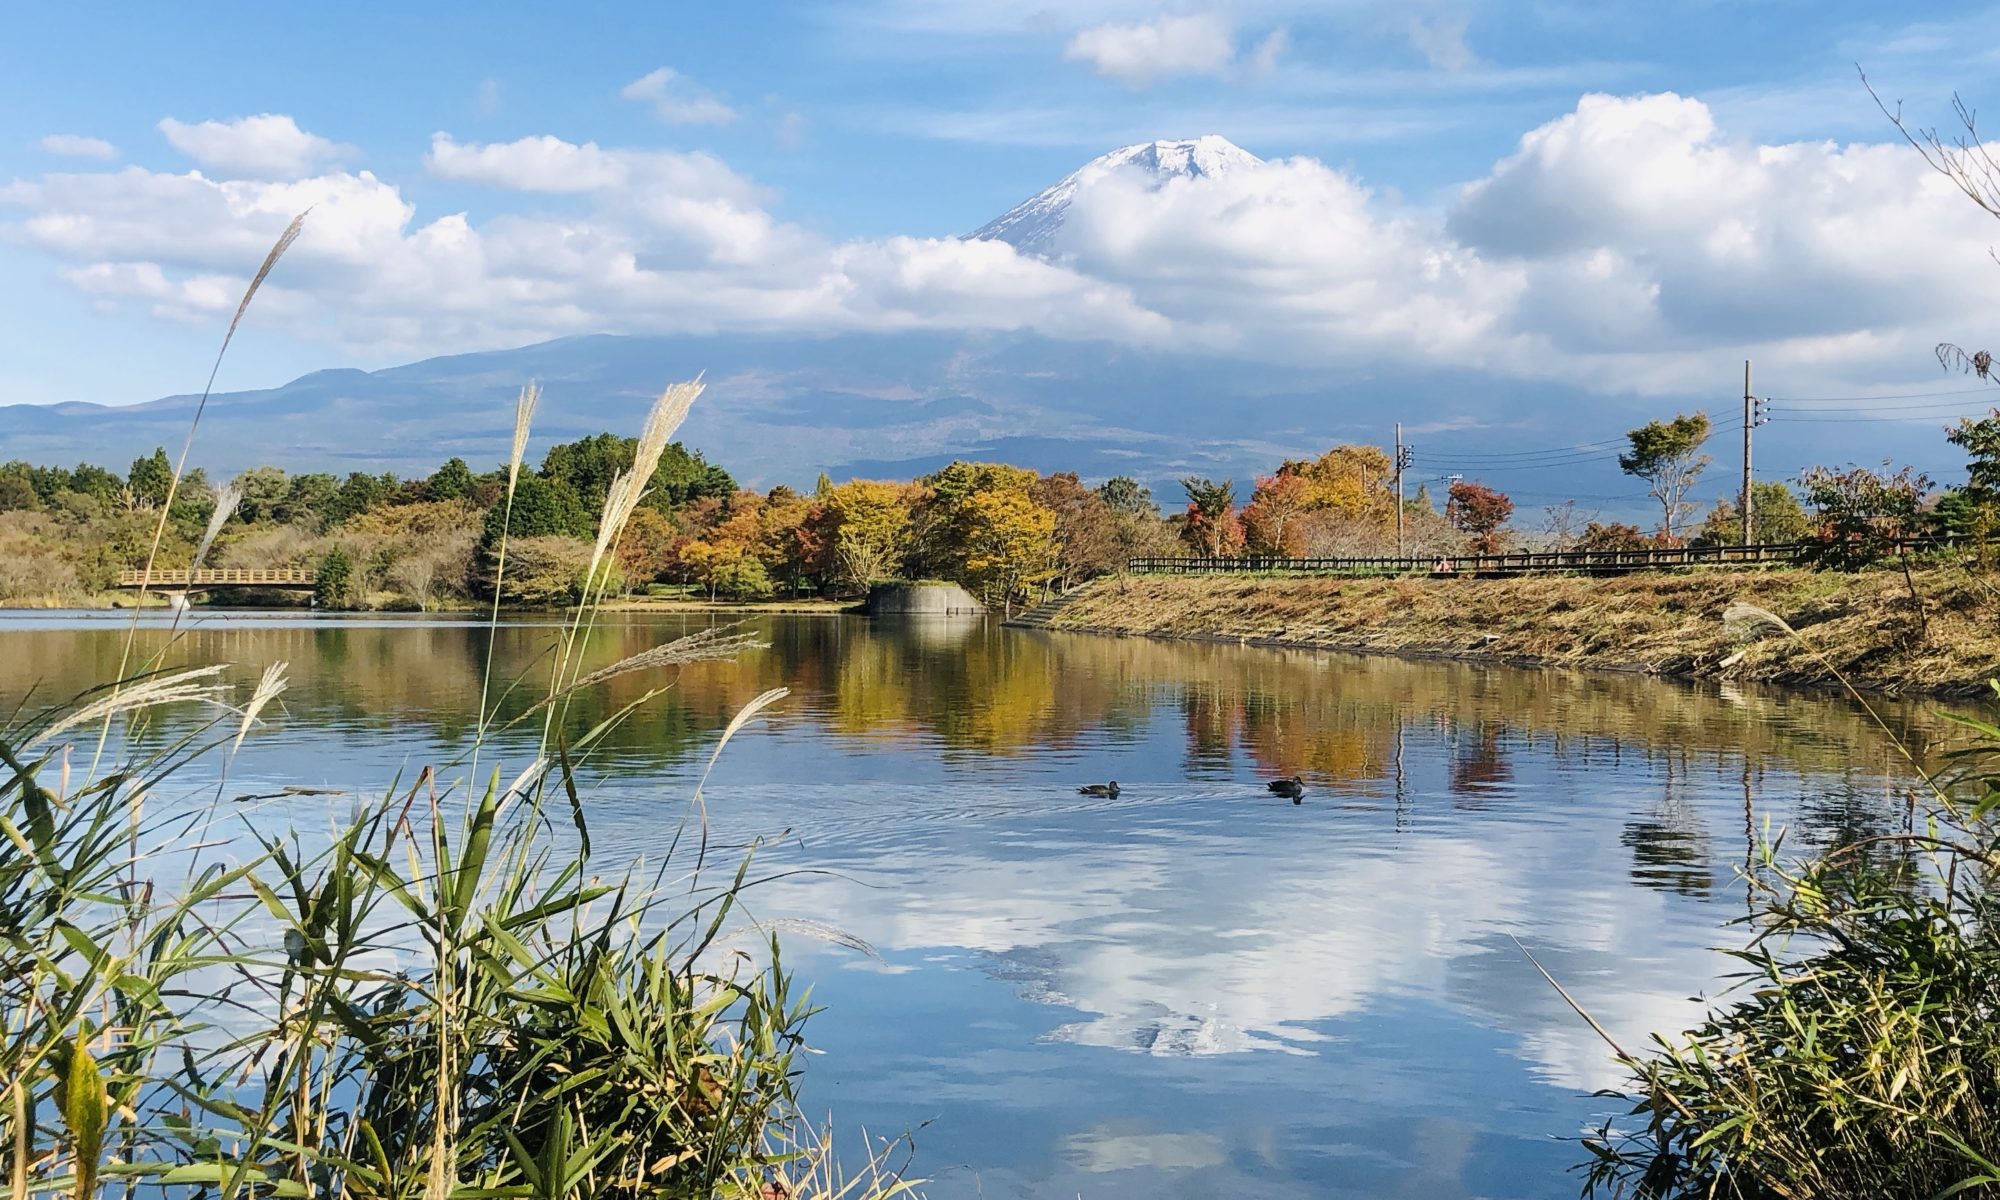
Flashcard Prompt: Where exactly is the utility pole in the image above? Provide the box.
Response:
[1741,359,1753,546]
[1394,423,1412,558]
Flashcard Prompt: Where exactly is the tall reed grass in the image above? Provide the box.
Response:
[1567,605,2000,1198]
[2,218,915,1200]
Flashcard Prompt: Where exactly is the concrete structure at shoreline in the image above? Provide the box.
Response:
[865,582,985,616]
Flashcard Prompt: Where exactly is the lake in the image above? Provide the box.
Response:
[0,609,1948,1199]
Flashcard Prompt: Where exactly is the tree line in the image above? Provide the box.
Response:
[0,437,1176,610]
[5,403,1998,609]
[1182,406,2000,566]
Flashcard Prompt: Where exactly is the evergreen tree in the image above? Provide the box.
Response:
[426,456,475,501]
[127,448,174,509]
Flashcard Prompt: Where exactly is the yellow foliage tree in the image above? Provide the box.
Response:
[1297,445,1395,527]
[960,488,1056,615]
[825,480,914,591]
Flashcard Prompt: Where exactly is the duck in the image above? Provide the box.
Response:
[1077,781,1121,798]
[1267,775,1305,803]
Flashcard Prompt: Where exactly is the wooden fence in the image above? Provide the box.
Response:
[1128,542,1830,577]
[115,567,317,589]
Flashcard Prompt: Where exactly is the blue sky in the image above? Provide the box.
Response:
[2,0,1997,462]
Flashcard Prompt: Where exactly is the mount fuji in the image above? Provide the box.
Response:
[966,135,1264,254]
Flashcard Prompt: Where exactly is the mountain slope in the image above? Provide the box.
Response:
[965,135,1263,254]
[0,331,1371,493]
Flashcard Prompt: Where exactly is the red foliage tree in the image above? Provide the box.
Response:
[1446,481,1514,553]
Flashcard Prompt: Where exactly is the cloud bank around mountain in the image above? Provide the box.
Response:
[5,90,1994,395]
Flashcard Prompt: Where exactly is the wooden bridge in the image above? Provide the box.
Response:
[1129,541,1832,578]
[115,567,316,592]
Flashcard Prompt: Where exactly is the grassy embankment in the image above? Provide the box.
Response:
[1032,566,2000,694]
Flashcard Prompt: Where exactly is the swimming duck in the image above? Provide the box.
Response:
[1267,775,1305,802]
[1077,781,1120,798]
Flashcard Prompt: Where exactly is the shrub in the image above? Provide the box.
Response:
[481,534,593,606]
[1578,623,2000,1197]
[711,555,775,599]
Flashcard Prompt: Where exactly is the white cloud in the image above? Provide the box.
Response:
[427,133,764,202]
[1407,13,1473,72]
[40,134,117,160]
[619,67,738,125]
[1064,12,1238,87]
[0,131,1165,360]
[157,114,350,179]
[8,94,2000,398]
[474,78,503,117]
[1245,28,1288,78]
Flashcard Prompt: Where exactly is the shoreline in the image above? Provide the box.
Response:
[0,596,859,616]
[1009,567,2000,697]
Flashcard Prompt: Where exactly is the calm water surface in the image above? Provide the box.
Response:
[0,610,1953,1199]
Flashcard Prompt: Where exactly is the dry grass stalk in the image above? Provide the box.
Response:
[529,629,764,717]
[230,661,289,755]
[99,212,307,775]
[507,382,541,492]
[192,483,243,571]
[589,377,705,571]
[34,665,229,747]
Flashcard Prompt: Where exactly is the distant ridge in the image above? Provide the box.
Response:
[965,135,1262,254]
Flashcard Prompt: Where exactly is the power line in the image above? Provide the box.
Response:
[1770,412,1990,425]
[1770,402,1994,417]
[1419,421,1743,468]
[1423,437,1630,460]
[1769,386,1996,404]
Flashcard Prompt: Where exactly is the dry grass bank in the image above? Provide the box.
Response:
[1037,567,2000,695]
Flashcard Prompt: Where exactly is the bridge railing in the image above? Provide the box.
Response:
[116,567,317,588]
[1126,540,1929,577]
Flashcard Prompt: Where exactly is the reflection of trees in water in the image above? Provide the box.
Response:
[1620,755,1714,897]
[1,618,1968,808]
[1447,721,1512,808]
[1180,684,1239,770]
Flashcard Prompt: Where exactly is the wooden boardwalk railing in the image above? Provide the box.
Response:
[1129,542,1834,577]
[115,567,316,589]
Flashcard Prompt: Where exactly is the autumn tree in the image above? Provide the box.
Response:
[1088,476,1177,566]
[1618,412,1711,542]
[755,486,816,595]
[1241,468,1313,555]
[1799,462,1933,570]
[1799,461,1935,637]
[909,461,1041,580]
[1297,446,1396,525]
[1179,478,1242,556]
[1033,472,1122,590]
[676,489,771,599]
[960,488,1057,615]
[614,507,681,590]
[1578,522,1653,551]
[1445,481,1513,553]
[811,480,914,593]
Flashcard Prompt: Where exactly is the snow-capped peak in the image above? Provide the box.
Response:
[967,135,1263,254]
